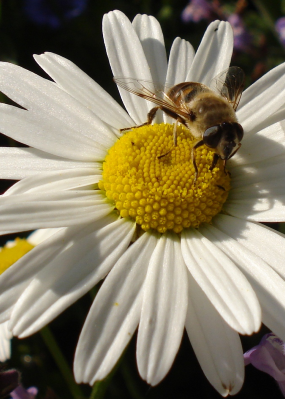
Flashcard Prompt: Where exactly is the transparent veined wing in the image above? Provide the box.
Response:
[113,77,189,117]
[210,66,245,111]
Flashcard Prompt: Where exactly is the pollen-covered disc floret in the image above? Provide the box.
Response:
[99,124,231,233]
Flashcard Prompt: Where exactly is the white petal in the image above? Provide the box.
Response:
[164,37,194,124]
[181,229,261,334]
[226,154,285,220]
[10,218,136,337]
[237,62,285,135]
[231,152,285,187]
[186,271,244,397]
[103,10,153,124]
[0,104,108,161]
[137,232,188,385]
[28,228,62,246]
[201,219,285,343]
[186,21,233,86]
[1,190,99,204]
[228,121,285,168]
[262,309,285,344]
[0,191,113,233]
[166,37,195,87]
[229,177,285,203]
[239,104,285,137]
[0,147,96,180]
[132,14,167,125]
[232,177,285,199]
[4,168,100,195]
[74,232,158,384]
[0,321,12,362]
[0,216,115,323]
[132,14,167,85]
[224,197,285,222]
[212,215,285,280]
[34,52,133,130]
[0,309,13,325]
[0,62,117,157]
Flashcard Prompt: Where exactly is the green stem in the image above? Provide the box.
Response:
[40,325,84,399]
[279,222,285,234]
[90,377,112,399]
[89,348,128,398]
[252,0,281,45]
[89,285,99,300]
[89,356,122,399]
[120,358,143,399]
[252,0,276,30]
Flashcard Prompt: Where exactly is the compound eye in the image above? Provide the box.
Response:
[235,123,244,142]
[203,126,222,148]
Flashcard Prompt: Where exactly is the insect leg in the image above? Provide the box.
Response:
[222,143,241,175]
[209,153,219,171]
[216,185,226,191]
[120,107,160,132]
[160,107,188,130]
[192,140,204,183]
[158,118,180,159]
[227,142,242,160]
[157,109,188,158]
[146,106,161,124]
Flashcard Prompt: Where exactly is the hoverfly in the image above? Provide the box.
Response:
[114,66,245,179]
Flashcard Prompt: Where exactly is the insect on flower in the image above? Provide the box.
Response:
[114,66,245,179]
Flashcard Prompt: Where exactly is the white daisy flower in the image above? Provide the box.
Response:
[0,228,58,362]
[0,9,285,396]
[0,321,12,362]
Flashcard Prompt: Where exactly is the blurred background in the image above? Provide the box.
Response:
[0,0,285,398]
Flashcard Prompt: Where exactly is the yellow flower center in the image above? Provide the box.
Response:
[99,123,230,233]
[0,238,34,274]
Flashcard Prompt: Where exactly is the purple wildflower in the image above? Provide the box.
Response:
[181,0,216,23]
[0,368,20,398]
[10,384,38,399]
[227,13,252,52]
[276,17,285,48]
[244,333,285,396]
[23,0,88,29]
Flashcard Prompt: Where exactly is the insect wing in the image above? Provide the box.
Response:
[210,66,245,111]
[113,77,184,115]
